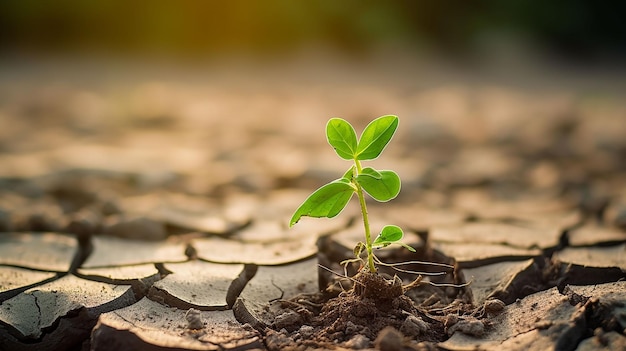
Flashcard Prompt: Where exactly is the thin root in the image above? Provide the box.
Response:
[373,254,452,276]
[402,275,424,293]
[317,264,364,287]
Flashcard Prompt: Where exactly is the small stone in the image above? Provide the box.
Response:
[375,326,404,351]
[265,329,295,350]
[484,298,505,315]
[345,320,360,335]
[185,308,203,329]
[298,325,314,338]
[328,331,344,342]
[462,320,485,336]
[345,334,370,349]
[447,317,485,337]
[401,314,429,337]
[273,310,302,330]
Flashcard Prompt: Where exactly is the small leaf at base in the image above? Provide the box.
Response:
[373,225,404,244]
[372,225,416,252]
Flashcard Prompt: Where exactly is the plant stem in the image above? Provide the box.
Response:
[354,160,376,273]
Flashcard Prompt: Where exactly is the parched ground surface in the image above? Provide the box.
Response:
[0,54,625,350]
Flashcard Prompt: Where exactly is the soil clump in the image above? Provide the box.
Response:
[261,269,473,350]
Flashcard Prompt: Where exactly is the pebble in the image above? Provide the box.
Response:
[375,326,404,351]
[297,325,314,339]
[185,308,204,329]
[401,314,429,337]
[273,310,302,330]
[484,298,506,315]
[345,334,370,349]
[447,317,485,337]
[345,320,360,335]
[265,329,295,350]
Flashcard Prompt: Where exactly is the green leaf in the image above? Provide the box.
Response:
[356,168,400,202]
[289,179,354,226]
[357,167,382,179]
[372,225,416,252]
[373,225,404,245]
[356,115,398,160]
[326,118,358,160]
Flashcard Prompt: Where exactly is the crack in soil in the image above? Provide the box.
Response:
[226,264,258,309]
[32,293,42,333]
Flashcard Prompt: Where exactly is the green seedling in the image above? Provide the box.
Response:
[290,115,415,273]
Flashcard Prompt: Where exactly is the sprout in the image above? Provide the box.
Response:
[290,115,414,273]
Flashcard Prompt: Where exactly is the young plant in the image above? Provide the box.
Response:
[290,115,414,273]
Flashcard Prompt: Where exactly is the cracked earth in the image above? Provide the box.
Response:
[0,55,625,350]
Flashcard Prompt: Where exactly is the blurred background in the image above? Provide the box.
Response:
[0,0,624,211]
[1,4,625,348]
[1,0,626,62]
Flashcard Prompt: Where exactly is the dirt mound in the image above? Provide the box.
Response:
[261,270,475,350]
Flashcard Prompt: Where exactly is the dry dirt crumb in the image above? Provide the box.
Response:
[185,308,203,330]
[484,298,505,315]
[259,271,467,350]
[401,315,429,337]
[375,327,404,351]
[446,316,485,337]
[274,310,302,330]
[345,334,370,349]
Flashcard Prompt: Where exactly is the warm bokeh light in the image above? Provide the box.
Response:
[1,1,625,61]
